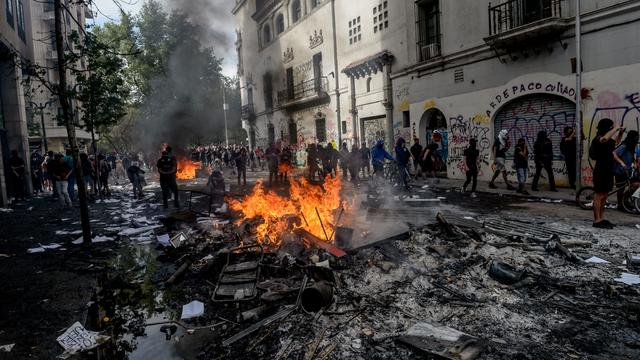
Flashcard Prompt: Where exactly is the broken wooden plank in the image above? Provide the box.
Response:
[295,229,347,257]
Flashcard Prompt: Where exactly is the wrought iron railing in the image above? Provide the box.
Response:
[241,103,254,120]
[489,0,562,36]
[277,76,329,105]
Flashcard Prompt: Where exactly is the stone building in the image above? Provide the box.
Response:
[1,0,34,205]
[234,0,640,187]
[28,0,93,154]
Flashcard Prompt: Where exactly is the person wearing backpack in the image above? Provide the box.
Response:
[589,118,625,229]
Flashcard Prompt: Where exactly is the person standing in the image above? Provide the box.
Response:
[421,143,439,183]
[462,139,480,197]
[127,161,146,199]
[339,142,350,180]
[613,130,639,210]
[267,147,280,186]
[349,143,361,184]
[589,118,624,228]
[51,154,72,208]
[489,129,515,190]
[80,153,95,197]
[360,142,371,178]
[371,140,394,179]
[514,138,531,195]
[560,127,577,189]
[531,131,557,192]
[307,144,319,181]
[8,150,26,202]
[395,138,411,191]
[31,150,44,195]
[235,147,248,186]
[64,149,76,202]
[157,147,179,209]
[98,154,111,196]
[410,138,424,179]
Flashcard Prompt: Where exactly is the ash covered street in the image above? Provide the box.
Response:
[2,0,640,360]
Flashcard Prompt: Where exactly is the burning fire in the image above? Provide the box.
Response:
[229,176,345,246]
[176,159,200,180]
[278,162,293,174]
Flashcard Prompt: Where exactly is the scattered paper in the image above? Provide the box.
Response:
[72,237,83,245]
[585,256,610,264]
[181,300,204,319]
[157,234,171,247]
[57,321,109,356]
[27,247,46,254]
[118,225,162,236]
[0,208,14,213]
[171,233,188,248]
[92,236,114,243]
[614,273,640,285]
[41,243,62,250]
[0,343,15,352]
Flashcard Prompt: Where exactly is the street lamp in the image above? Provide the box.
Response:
[29,99,56,153]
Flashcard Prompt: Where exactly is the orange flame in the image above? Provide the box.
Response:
[229,176,344,246]
[278,162,293,174]
[176,159,200,180]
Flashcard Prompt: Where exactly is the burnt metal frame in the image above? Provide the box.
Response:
[488,0,563,36]
[277,76,329,105]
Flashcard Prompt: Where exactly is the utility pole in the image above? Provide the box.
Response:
[29,100,54,152]
[54,0,91,243]
[575,0,583,189]
[331,0,342,145]
[222,82,229,147]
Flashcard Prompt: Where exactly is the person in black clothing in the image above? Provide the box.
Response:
[514,138,530,195]
[339,142,350,180]
[235,147,248,186]
[127,161,146,199]
[80,153,95,197]
[462,139,480,196]
[360,142,371,178]
[157,147,179,209]
[307,144,319,181]
[560,127,577,189]
[8,150,26,201]
[395,138,411,190]
[410,138,423,179]
[590,118,625,228]
[348,144,361,184]
[531,131,556,191]
[31,151,44,194]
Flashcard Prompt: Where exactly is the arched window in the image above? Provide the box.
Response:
[262,24,271,45]
[310,0,321,10]
[366,77,372,93]
[275,14,285,34]
[292,0,302,23]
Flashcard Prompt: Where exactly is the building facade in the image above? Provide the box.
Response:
[234,0,640,187]
[28,0,93,154]
[1,0,34,205]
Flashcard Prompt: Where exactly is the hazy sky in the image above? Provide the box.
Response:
[90,0,237,76]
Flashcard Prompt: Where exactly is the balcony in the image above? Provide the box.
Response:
[252,0,282,21]
[485,0,570,49]
[241,103,255,120]
[277,77,329,110]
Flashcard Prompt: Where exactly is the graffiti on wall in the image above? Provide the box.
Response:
[447,115,492,177]
[485,81,576,118]
[294,59,313,85]
[588,91,640,143]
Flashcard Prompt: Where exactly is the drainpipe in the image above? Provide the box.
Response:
[575,0,582,189]
[350,76,358,144]
[331,0,342,145]
[383,62,394,150]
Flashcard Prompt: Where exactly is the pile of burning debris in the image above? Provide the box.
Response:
[99,176,640,359]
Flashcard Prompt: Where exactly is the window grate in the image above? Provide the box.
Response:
[454,69,464,83]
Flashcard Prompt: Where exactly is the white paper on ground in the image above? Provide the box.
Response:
[0,208,14,213]
[157,234,171,247]
[0,343,14,352]
[41,243,62,250]
[57,321,109,355]
[118,225,162,236]
[614,272,640,285]
[72,237,83,245]
[585,256,610,264]
[92,236,114,243]
[181,300,204,319]
[55,230,70,235]
[27,247,45,253]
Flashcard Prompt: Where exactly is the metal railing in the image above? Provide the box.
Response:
[489,0,562,36]
[241,103,254,120]
[277,76,329,105]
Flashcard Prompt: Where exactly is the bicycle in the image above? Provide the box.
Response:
[383,161,412,189]
[576,170,640,213]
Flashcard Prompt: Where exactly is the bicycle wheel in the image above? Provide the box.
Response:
[576,186,596,210]
[621,191,638,214]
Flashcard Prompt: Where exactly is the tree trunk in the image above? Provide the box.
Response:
[54,0,92,244]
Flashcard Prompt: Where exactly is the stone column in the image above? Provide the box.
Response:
[383,62,394,150]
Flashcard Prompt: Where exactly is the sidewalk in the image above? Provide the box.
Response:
[415,177,577,203]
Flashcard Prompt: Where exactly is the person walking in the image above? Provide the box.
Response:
[514,138,531,195]
[127,161,146,199]
[31,150,44,195]
[462,139,480,197]
[267,148,280,186]
[421,143,439,184]
[98,154,111,196]
[410,138,423,179]
[63,149,76,202]
[307,144,319,181]
[157,147,179,209]
[371,140,394,180]
[613,130,639,211]
[531,131,557,192]
[360,142,371,178]
[8,150,26,202]
[589,118,624,229]
[395,138,411,191]
[339,142,350,180]
[349,144,361,184]
[80,153,95,198]
[235,147,248,186]
[560,127,577,189]
[51,154,72,208]
[489,129,515,190]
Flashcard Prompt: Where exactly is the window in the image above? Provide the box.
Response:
[262,24,271,45]
[416,0,441,61]
[341,121,347,134]
[288,120,298,145]
[292,0,302,23]
[263,73,273,110]
[5,0,14,28]
[348,16,361,45]
[373,2,389,33]
[16,0,24,41]
[366,77,372,93]
[310,0,321,10]
[403,111,410,128]
[316,117,327,142]
[268,123,276,146]
[275,14,285,34]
